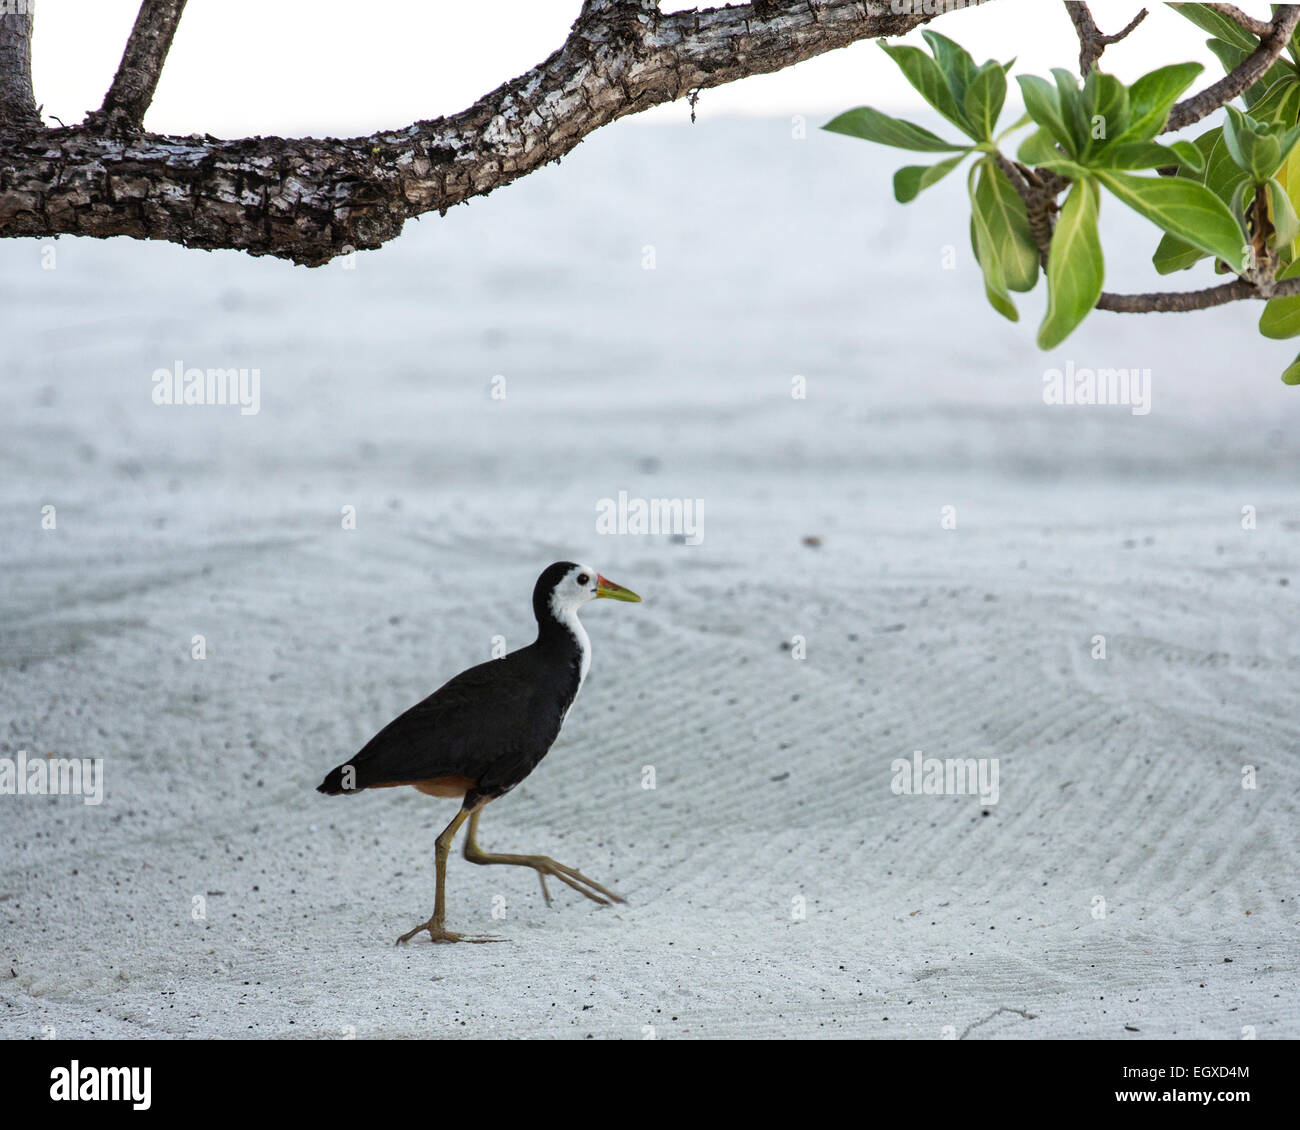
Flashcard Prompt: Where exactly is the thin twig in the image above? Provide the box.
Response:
[1064,2,1149,76]
[90,0,188,131]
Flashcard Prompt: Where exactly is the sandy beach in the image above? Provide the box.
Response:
[1,116,1297,1039]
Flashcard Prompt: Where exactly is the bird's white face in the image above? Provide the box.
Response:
[548,564,643,620]
[542,563,641,691]
[549,564,600,617]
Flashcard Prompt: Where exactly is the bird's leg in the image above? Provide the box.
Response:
[396,807,501,945]
[461,809,625,908]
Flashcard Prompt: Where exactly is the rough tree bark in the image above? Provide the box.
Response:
[0,3,39,130]
[0,0,977,267]
[89,0,189,133]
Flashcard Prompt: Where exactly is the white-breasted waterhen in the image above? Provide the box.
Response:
[317,562,642,944]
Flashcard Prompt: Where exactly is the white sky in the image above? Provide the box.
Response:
[27,1,1281,137]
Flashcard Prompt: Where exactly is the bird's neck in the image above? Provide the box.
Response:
[537,604,591,689]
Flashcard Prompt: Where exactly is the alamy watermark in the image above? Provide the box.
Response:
[151,360,261,415]
[596,490,703,545]
[891,750,999,806]
[50,1061,150,1110]
[890,0,978,13]
[0,750,103,805]
[1043,361,1151,416]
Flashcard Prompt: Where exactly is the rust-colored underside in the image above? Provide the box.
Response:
[410,775,477,798]
[363,775,477,798]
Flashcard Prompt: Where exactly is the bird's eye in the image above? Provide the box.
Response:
[576,573,590,586]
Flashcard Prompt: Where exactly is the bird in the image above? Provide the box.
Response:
[317,561,642,945]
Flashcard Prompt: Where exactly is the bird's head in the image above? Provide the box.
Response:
[534,561,642,621]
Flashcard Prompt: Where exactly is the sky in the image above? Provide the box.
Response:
[26,1,1281,137]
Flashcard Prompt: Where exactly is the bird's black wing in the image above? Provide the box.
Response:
[326,655,551,791]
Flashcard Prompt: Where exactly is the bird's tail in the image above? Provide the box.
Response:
[316,763,357,796]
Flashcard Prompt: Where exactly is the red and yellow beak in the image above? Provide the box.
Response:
[595,574,642,603]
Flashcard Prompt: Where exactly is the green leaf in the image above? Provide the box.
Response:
[1244,76,1300,125]
[1251,62,1296,109]
[1203,128,1252,205]
[970,216,1017,321]
[1276,122,1300,168]
[1152,230,1205,273]
[1253,61,1300,108]
[1095,169,1248,271]
[1224,105,1282,180]
[1169,3,1260,51]
[894,153,969,203]
[1082,70,1130,155]
[1119,62,1204,142]
[1018,127,1062,166]
[1268,176,1300,248]
[963,60,1007,142]
[1276,132,1300,262]
[1281,355,1300,383]
[1053,68,1091,153]
[1017,75,1077,156]
[922,30,978,108]
[1259,258,1300,338]
[1103,139,1202,175]
[1189,123,1226,167]
[880,42,971,135]
[972,157,1039,292]
[1104,141,1189,171]
[1150,127,1234,273]
[1039,178,1104,349]
[1168,139,1207,174]
[1205,36,1251,76]
[1229,177,1253,231]
[822,106,967,152]
[969,219,1019,321]
[968,162,1031,321]
[1031,155,1092,180]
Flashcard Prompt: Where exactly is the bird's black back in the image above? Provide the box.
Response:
[317,622,585,803]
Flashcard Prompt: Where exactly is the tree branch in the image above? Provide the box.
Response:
[1165,4,1300,132]
[0,1,39,131]
[90,0,188,132]
[1201,3,1274,39]
[0,0,988,266]
[1063,2,1148,77]
[1096,275,1300,313]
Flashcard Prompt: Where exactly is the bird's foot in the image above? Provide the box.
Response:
[526,856,626,908]
[394,918,502,946]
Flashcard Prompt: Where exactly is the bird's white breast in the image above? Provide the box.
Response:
[561,606,592,690]
[548,588,592,693]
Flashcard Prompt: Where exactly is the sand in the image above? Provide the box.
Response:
[1,117,1297,1039]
